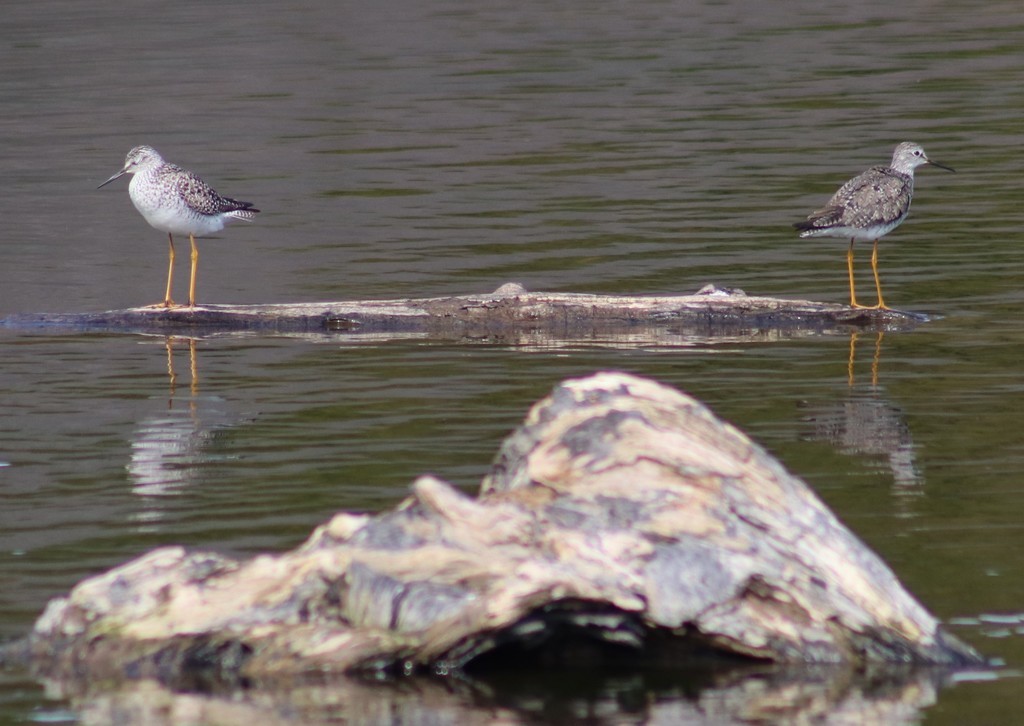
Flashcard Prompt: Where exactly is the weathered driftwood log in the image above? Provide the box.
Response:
[1,284,930,339]
[15,373,981,696]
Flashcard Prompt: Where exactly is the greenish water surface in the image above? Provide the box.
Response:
[2,0,1024,722]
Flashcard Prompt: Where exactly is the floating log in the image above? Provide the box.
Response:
[11,372,981,702]
[1,284,931,339]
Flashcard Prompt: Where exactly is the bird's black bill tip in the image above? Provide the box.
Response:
[97,170,127,189]
[929,160,956,173]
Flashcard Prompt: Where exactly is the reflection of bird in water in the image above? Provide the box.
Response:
[794,142,954,310]
[127,338,243,521]
[801,332,921,489]
[127,396,236,500]
[803,391,921,489]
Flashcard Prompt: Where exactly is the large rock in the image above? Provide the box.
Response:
[17,372,981,692]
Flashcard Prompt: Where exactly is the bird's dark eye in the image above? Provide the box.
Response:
[914,150,922,156]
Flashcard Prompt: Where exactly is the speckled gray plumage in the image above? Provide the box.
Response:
[156,162,258,218]
[98,145,261,307]
[791,142,953,310]
[106,145,259,223]
[795,166,913,237]
[794,141,951,241]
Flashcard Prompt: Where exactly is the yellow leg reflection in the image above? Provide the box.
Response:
[871,330,883,388]
[847,331,858,387]
[847,330,884,388]
[189,337,198,395]
[165,337,177,394]
[821,330,921,492]
[130,336,212,510]
[165,336,199,399]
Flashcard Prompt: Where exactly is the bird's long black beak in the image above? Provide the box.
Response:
[928,159,955,173]
[97,168,128,189]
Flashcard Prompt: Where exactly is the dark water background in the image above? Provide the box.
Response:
[2,0,1024,722]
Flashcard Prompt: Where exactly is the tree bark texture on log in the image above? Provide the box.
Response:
[1,284,932,339]
[14,373,982,695]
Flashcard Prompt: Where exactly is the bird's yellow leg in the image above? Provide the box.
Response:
[847,239,866,308]
[188,234,199,308]
[150,233,176,308]
[870,239,890,310]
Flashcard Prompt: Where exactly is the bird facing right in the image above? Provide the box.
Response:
[794,141,954,310]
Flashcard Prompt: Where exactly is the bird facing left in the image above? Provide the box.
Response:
[98,145,260,308]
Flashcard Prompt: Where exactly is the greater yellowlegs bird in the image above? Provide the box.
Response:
[98,146,260,308]
[794,141,954,310]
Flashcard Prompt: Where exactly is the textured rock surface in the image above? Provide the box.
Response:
[17,372,981,694]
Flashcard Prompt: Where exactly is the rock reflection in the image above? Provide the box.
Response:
[127,338,238,515]
[803,332,922,491]
[60,664,952,726]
